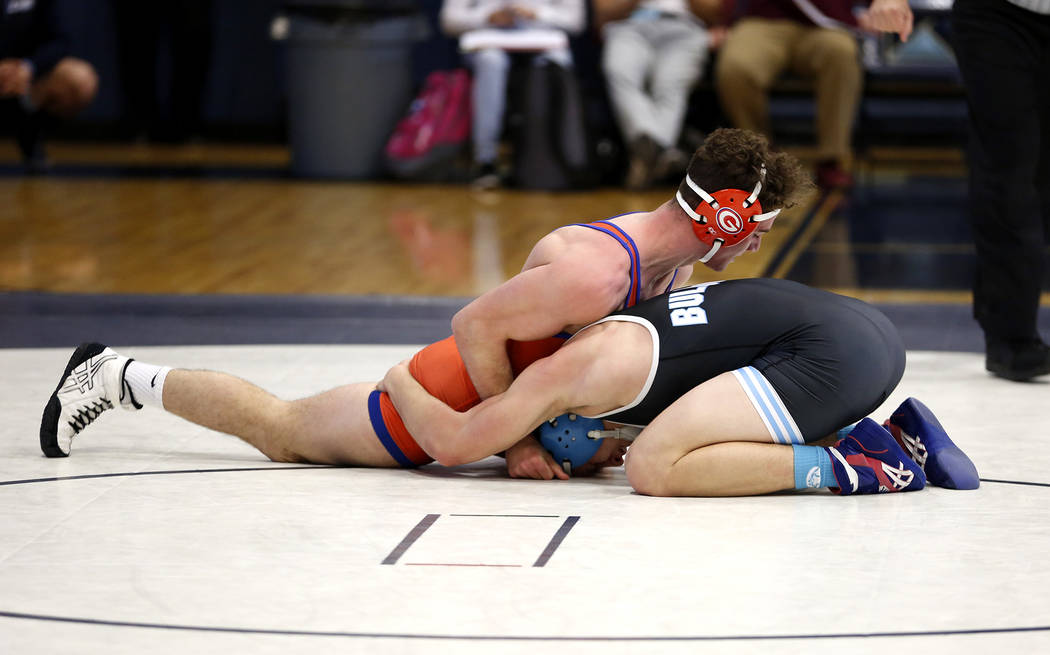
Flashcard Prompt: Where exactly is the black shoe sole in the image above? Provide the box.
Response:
[986,361,1050,382]
[39,342,107,458]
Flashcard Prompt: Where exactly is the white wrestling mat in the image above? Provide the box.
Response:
[1,345,1048,655]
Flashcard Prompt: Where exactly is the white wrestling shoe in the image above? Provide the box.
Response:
[39,343,141,457]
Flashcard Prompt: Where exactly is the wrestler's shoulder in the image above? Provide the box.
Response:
[525,227,630,271]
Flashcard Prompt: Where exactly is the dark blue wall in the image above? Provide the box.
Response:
[60,0,464,139]
[64,0,286,134]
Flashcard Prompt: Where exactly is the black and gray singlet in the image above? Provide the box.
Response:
[577,278,905,443]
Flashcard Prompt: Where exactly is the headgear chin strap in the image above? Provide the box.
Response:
[675,165,782,264]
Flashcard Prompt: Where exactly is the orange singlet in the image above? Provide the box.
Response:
[366,335,566,466]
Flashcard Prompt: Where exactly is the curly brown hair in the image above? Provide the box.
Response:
[676,128,812,211]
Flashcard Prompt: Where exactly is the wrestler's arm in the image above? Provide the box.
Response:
[383,322,644,469]
[381,354,576,467]
[451,259,622,399]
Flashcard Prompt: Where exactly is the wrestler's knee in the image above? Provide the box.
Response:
[258,400,311,463]
[262,434,309,464]
[258,442,306,463]
[625,446,673,497]
[265,448,308,464]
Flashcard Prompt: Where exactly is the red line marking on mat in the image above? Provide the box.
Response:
[403,563,523,567]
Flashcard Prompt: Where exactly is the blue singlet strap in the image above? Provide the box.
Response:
[664,269,678,293]
[570,220,642,308]
[367,390,417,468]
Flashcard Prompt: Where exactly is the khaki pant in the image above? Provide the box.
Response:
[602,17,709,148]
[715,18,862,163]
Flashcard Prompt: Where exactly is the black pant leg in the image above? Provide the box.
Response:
[111,0,161,136]
[169,0,213,140]
[1038,45,1050,249]
[952,0,1050,341]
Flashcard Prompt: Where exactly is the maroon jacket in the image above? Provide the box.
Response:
[738,0,860,27]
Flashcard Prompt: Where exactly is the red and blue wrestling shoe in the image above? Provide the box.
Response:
[883,397,980,490]
[827,418,926,495]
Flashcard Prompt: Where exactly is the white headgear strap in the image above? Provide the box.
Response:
[675,164,777,264]
[587,426,643,443]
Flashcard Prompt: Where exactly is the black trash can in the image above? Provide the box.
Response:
[282,1,427,178]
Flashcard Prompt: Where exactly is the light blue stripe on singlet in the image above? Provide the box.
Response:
[733,368,787,443]
[745,367,802,444]
[732,367,804,445]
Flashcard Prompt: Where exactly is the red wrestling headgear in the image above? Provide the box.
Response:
[675,165,782,263]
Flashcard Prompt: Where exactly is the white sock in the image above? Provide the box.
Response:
[123,360,172,409]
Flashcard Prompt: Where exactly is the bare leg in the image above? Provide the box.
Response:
[625,372,796,496]
[162,370,398,467]
[647,441,794,497]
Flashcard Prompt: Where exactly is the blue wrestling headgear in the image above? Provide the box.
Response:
[538,413,605,474]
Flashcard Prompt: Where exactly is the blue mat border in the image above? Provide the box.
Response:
[0,291,468,348]
[4,290,1040,353]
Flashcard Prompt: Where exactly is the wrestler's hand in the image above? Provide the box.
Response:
[376,359,411,393]
[506,435,569,480]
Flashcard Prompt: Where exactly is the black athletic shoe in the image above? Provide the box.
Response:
[40,343,139,457]
[985,338,1050,382]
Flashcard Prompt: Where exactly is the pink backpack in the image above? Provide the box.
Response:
[384,69,472,180]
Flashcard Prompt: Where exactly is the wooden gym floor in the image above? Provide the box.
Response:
[0,141,808,297]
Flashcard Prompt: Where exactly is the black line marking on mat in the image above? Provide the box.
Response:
[533,515,579,567]
[449,514,559,518]
[2,610,1049,641]
[980,478,1050,488]
[381,514,440,565]
[0,466,323,487]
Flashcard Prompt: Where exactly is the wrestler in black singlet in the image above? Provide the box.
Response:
[581,278,905,443]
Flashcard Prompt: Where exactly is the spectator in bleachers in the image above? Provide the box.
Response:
[111,1,213,143]
[952,0,1050,381]
[594,0,722,190]
[0,0,98,169]
[714,0,913,189]
[440,0,586,189]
